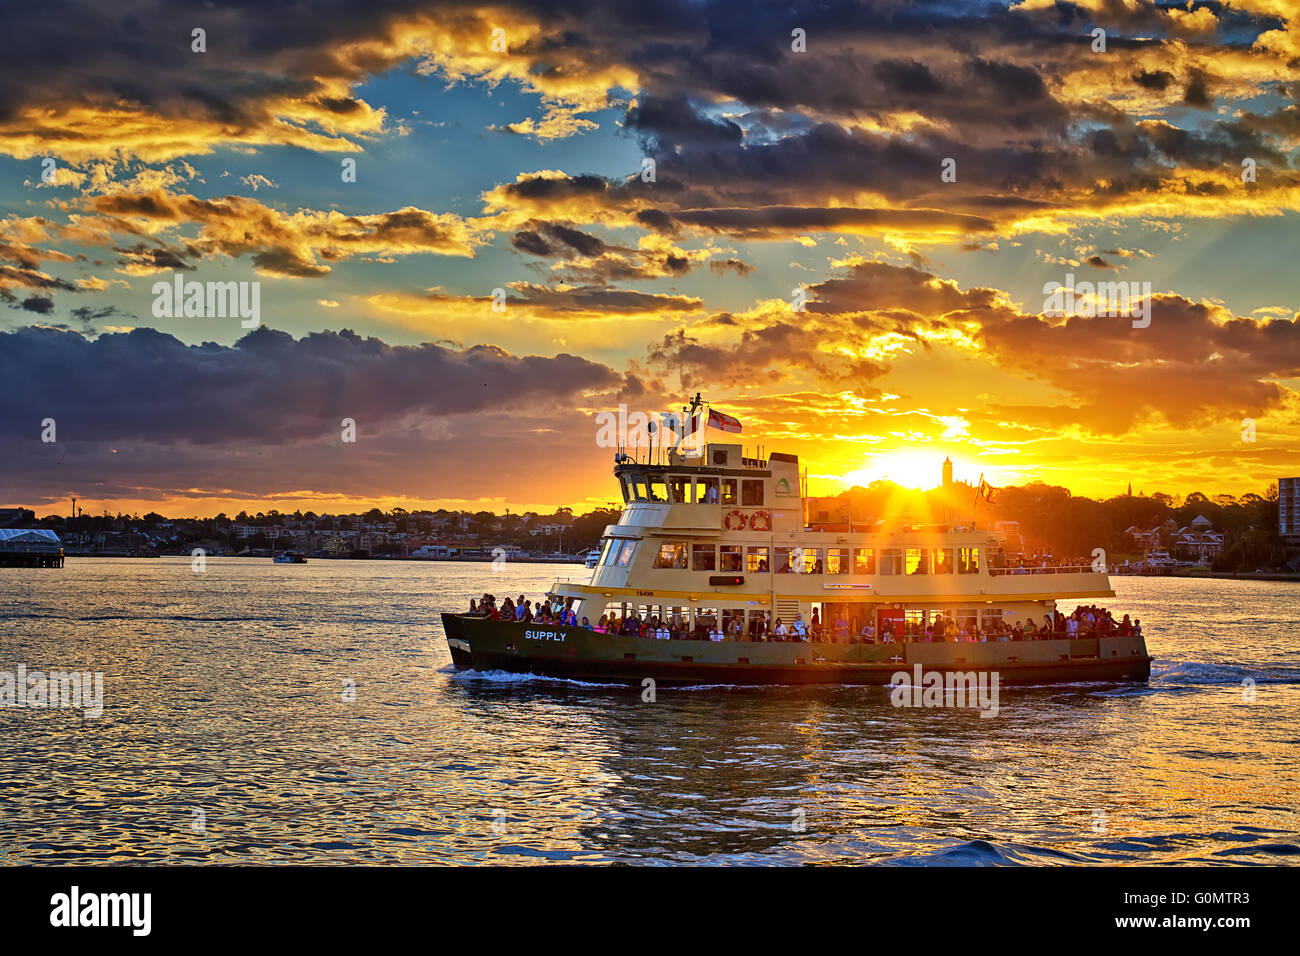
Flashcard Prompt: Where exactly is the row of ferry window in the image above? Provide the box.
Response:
[647,543,981,574]
[588,603,1008,633]
[619,473,765,506]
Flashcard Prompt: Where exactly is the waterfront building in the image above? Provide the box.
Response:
[1281,477,1300,543]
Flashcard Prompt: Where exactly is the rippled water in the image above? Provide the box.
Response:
[1,557,1297,865]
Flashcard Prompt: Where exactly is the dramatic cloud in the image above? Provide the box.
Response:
[81,192,485,277]
[0,325,621,443]
[1,1,1297,507]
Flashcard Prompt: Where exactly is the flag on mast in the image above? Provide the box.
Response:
[701,407,742,434]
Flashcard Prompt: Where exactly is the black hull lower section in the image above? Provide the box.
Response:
[441,614,1152,687]
[449,652,1149,686]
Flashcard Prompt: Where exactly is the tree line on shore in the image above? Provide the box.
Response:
[30,481,1290,569]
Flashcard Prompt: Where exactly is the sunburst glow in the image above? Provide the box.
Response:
[840,450,960,491]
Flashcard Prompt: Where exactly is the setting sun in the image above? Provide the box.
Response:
[837,450,964,491]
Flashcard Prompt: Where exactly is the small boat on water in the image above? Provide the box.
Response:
[583,547,601,569]
[273,550,307,564]
[442,402,1151,686]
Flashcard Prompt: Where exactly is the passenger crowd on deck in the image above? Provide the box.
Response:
[466,595,1140,645]
[988,552,1100,573]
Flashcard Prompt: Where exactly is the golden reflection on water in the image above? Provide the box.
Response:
[0,558,1296,864]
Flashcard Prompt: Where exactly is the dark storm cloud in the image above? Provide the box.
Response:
[113,241,196,273]
[668,205,996,238]
[20,295,54,314]
[511,221,609,259]
[502,283,701,315]
[0,325,621,443]
[0,265,80,295]
[708,258,754,277]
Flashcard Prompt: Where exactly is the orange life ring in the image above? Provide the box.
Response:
[750,510,771,532]
[724,509,747,531]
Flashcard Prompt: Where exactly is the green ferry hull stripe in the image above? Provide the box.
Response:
[442,614,1153,687]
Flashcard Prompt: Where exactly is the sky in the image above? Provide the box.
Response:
[0,0,1298,517]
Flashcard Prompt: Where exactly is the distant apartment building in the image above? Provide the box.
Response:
[1281,476,1300,542]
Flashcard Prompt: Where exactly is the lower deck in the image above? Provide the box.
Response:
[441,614,1152,686]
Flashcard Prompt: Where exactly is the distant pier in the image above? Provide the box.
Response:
[0,528,65,567]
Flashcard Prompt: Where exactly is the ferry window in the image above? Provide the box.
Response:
[693,607,719,637]
[934,548,954,574]
[958,547,980,574]
[615,541,637,567]
[904,609,925,638]
[720,545,743,572]
[598,538,617,566]
[826,547,849,574]
[628,474,648,502]
[906,548,928,574]
[669,476,691,504]
[797,547,823,574]
[746,546,770,573]
[980,608,1003,628]
[853,548,876,574]
[741,480,764,506]
[618,476,631,503]
[955,608,978,633]
[747,609,771,639]
[695,477,720,504]
[692,543,717,571]
[647,476,668,502]
[774,546,796,573]
[654,542,688,569]
[721,479,738,506]
[880,548,903,575]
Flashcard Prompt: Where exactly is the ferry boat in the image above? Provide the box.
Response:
[583,547,602,569]
[273,550,307,564]
[442,421,1151,686]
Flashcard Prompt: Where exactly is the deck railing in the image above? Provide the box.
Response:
[987,564,1099,576]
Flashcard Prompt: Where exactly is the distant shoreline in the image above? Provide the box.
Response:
[1169,569,1300,583]
[58,553,589,565]
[47,553,1300,579]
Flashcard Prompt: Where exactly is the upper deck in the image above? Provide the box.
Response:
[584,441,1114,606]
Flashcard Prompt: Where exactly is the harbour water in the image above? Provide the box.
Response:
[1,558,1296,865]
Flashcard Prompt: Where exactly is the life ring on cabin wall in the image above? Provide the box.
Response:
[724,509,748,531]
[750,510,771,532]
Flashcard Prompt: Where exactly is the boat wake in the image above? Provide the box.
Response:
[1152,659,1300,686]
[448,668,627,690]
